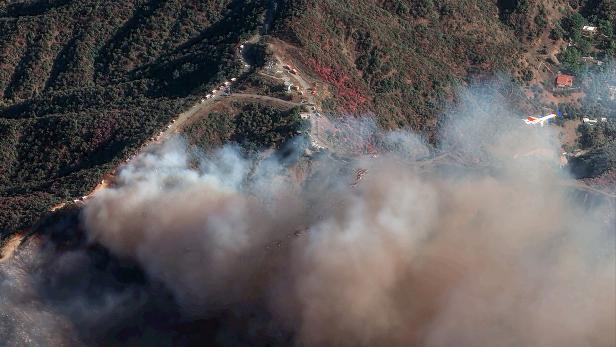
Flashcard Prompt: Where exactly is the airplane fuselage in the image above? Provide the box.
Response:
[523,113,557,126]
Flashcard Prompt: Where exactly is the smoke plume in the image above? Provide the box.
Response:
[2,88,614,346]
[80,93,615,346]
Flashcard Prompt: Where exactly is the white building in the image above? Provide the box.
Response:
[582,26,597,33]
[284,81,292,92]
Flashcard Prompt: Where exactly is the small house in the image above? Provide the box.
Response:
[582,26,597,33]
[555,74,574,88]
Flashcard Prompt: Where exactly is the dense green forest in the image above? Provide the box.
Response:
[184,103,307,153]
[570,121,616,178]
[0,0,267,235]
[2,0,616,237]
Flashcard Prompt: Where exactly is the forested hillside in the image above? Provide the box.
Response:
[271,0,521,133]
[2,0,616,237]
[270,0,616,131]
[0,0,266,234]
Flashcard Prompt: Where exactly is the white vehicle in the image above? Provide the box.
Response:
[231,77,237,82]
[523,113,557,126]
[206,94,212,99]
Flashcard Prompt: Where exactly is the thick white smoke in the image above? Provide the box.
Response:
[80,94,615,346]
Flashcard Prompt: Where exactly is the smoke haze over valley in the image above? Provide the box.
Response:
[2,89,614,346]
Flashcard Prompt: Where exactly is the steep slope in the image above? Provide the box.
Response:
[0,0,267,234]
[271,0,522,133]
[3,0,616,237]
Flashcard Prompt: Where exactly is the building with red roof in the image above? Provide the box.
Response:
[555,74,574,88]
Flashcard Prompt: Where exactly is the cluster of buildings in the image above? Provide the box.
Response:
[553,25,606,90]
[200,77,238,103]
[582,117,608,124]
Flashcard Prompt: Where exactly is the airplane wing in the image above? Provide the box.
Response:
[523,113,557,126]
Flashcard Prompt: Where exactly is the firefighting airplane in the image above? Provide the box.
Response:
[523,111,560,126]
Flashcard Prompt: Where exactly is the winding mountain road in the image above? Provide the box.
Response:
[45,34,616,217]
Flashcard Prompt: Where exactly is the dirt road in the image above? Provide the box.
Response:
[230,93,300,107]
[159,93,301,140]
[0,232,25,262]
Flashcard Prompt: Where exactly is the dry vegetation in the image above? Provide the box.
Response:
[272,0,522,134]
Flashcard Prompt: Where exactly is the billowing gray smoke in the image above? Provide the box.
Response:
[80,95,615,346]
[1,87,614,346]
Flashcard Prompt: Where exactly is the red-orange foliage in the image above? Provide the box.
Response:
[308,59,367,113]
